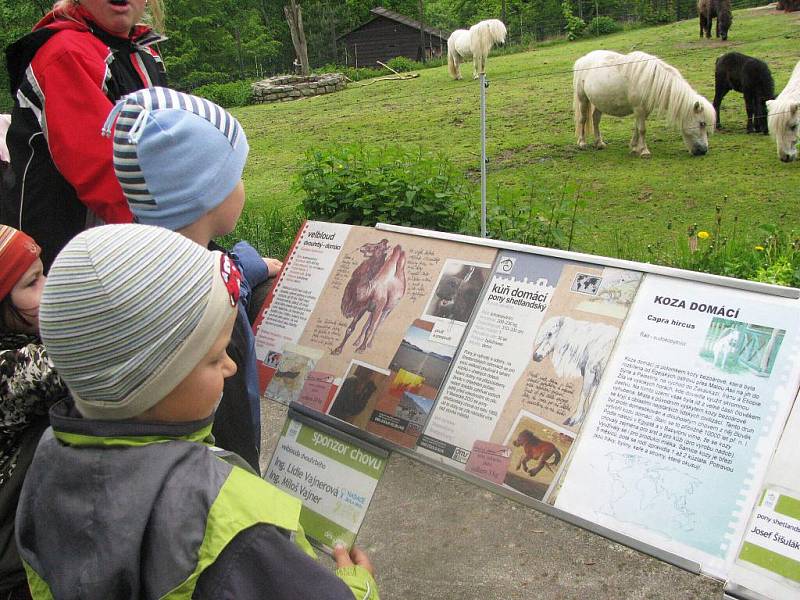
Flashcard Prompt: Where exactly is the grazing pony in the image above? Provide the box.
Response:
[767,59,800,163]
[573,50,715,157]
[513,430,561,478]
[698,0,733,41]
[333,240,407,354]
[447,19,507,80]
[713,52,775,134]
[531,316,619,427]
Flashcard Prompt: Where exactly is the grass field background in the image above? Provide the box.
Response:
[232,6,799,259]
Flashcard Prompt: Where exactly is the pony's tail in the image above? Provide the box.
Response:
[573,69,592,138]
[447,39,459,79]
[551,446,562,467]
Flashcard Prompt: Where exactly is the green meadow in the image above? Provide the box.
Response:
[232,7,799,261]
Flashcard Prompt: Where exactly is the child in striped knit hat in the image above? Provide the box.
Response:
[0,225,69,598]
[16,223,378,599]
[101,87,280,474]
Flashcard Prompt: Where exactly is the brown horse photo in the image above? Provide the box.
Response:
[513,429,562,477]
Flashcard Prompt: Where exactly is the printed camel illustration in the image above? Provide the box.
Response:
[332,239,407,354]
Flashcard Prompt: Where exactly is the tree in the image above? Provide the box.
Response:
[419,0,425,63]
[162,0,280,89]
[284,0,310,75]
[0,0,52,110]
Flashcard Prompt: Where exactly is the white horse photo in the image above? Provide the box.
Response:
[712,328,743,368]
[447,19,507,80]
[573,50,715,157]
[531,316,619,427]
[767,59,800,163]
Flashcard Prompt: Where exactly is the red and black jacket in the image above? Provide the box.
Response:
[2,6,167,270]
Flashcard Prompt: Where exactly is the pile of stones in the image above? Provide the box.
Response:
[251,73,346,104]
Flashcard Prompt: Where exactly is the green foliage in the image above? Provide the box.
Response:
[562,1,587,41]
[220,202,307,261]
[163,3,281,91]
[637,1,674,24]
[463,182,582,251]
[588,16,622,36]
[0,0,52,110]
[193,81,253,108]
[295,144,468,231]
[314,63,382,82]
[612,205,800,288]
[385,56,420,73]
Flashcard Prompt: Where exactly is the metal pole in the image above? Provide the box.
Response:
[480,73,488,238]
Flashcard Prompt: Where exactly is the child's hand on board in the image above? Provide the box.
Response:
[334,544,375,576]
[263,257,283,277]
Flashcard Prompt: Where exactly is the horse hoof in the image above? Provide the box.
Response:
[595,141,607,150]
[640,151,651,158]
[578,142,587,149]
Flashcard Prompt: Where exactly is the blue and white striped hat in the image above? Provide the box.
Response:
[39,224,239,420]
[102,87,249,231]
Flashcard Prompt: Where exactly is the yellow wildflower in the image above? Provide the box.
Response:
[754,245,765,251]
[697,231,710,240]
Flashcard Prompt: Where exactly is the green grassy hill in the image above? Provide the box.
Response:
[233,7,799,259]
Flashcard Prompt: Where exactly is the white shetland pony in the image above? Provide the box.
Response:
[447,19,507,80]
[573,50,715,157]
[767,59,800,163]
[531,316,619,427]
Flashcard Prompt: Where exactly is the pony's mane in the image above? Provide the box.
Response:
[470,19,507,44]
[768,60,800,135]
[620,51,714,130]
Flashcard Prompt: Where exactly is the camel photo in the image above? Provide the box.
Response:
[332,239,407,355]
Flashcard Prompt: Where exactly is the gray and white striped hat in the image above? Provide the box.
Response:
[39,224,240,420]
[102,87,249,231]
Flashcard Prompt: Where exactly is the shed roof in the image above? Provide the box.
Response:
[339,6,450,41]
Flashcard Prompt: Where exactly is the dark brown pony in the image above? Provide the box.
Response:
[698,0,732,41]
[713,52,775,134]
[513,430,561,478]
[431,265,486,322]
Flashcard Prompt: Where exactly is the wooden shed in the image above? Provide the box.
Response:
[338,7,449,68]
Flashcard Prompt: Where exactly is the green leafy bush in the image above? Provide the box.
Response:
[612,204,800,287]
[562,1,587,40]
[193,81,253,108]
[220,203,306,261]
[385,56,420,73]
[462,182,582,250]
[588,16,622,36]
[296,144,468,231]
